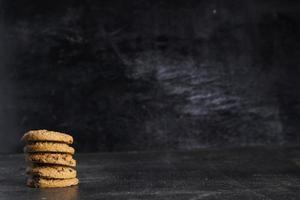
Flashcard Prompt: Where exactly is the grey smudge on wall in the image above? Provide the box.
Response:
[129,51,284,148]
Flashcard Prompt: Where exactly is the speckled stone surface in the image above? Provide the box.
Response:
[0,146,300,199]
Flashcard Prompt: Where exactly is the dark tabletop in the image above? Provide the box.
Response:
[0,146,300,200]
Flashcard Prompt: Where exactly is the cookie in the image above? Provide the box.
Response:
[26,166,77,179]
[26,153,76,167]
[24,142,75,154]
[27,177,79,188]
[22,130,73,144]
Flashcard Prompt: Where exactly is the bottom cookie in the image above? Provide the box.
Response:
[27,177,79,188]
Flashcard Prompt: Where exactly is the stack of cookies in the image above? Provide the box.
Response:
[22,130,79,188]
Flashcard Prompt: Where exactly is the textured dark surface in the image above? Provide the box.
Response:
[0,0,300,152]
[0,146,300,199]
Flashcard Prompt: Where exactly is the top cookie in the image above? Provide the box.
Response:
[22,130,73,144]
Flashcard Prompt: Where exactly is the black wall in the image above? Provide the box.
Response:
[0,0,299,153]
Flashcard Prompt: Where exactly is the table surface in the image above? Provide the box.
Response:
[0,146,300,200]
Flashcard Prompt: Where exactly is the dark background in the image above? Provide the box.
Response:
[0,0,299,153]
